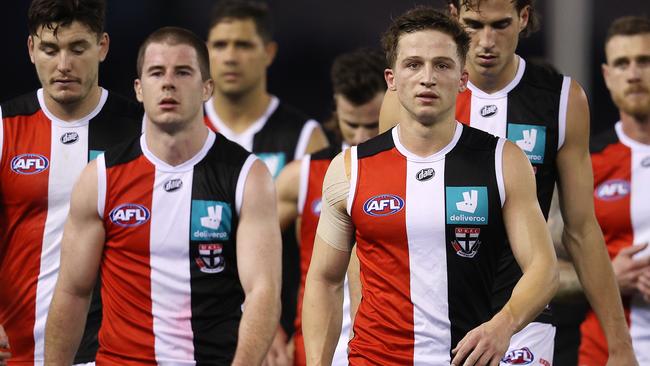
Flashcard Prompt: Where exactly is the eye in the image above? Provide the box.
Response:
[436,63,450,71]
[43,48,57,56]
[407,62,420,70]
[71,47,85,55]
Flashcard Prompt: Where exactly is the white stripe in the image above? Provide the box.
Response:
[332,274,352,366]
[406,159,451,365]
[469,93,508,138]
[236,155,258,216]
[297,155,311,215]
[96,153,107,218]
[294,119,319,160]
[557,76,571,150]
[150,168,196,364]
[34,123,90,361]
[495,138,507,207]
[0,106,4,162]
[346,147,358,216]
[37,88,108,127]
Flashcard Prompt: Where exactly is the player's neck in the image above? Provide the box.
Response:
[145,117,210,167]
[469,54,519,94]
[44,85,102,122]
[620,112,650,145]
[211,83,271,134]
[397,109,457,157]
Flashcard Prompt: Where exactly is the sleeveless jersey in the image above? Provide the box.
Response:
[456,57,571,322]
[96,131,255,365]
[0,88,142,364]
[348,124,507,365]
[579,122,650,365]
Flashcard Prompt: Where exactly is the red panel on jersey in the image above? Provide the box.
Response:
[0,110,51,362]
[97,155,157,364]
[455,88,472,125]
[349,147,413,365]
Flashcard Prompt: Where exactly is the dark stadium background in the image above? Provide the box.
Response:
[0,0,645,134]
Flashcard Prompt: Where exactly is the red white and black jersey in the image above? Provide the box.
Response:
[348,124,507,365]
[579,122,650,365]
[96,130,255,365]
[0,88,142,364]
[456,57,571,322]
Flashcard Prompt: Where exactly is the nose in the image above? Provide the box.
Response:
[420,64,436,88]
[56,51,72,73]
[627,61,642,82]
[478,26,496,50]
[162,71,176,91]
[223,44,238,65]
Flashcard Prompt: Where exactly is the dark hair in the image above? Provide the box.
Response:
[382,6,470,68]
[208,0,273,43]
[27,0,105,38]
[448,0,539,38]
[331,48,386,106]
[605,16,650,45]
[137,27,211,81]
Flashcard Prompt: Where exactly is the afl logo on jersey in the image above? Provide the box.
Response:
[595,179,630,201]
[363,194,404,217]
[416,168,435,181]
[109,204,151,227]
[163,179,183,192]
[60,132,79,144]
[480,105,498,117]
[501,347,534,364]
[10,154,49,175]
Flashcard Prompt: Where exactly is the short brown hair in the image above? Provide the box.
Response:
[137,27,211,81]
[605,16,650,45]
[381,6,470,68]
[208,0,273,43]
[448,0,540,38]
[27,0,105,38]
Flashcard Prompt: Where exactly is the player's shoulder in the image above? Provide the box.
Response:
[356,128,394,159]
[311,145,341,161]
[102,91,144,121]
[456,124,500,152]
[205,132,252,166]
[103,135,143,168]
[269,99,313,128]
[0,90,40,119]
[520,58,565,93]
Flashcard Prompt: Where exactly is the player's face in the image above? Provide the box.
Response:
[135,43,213,130]
[336,92,382,146]
[207,18,276,98]
[385,30,467,126]
[603,34,650,120]
[456,0,528,80]
[28,21,108,106]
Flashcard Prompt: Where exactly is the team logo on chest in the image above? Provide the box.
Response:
[163,178,183,192]
[595,179,630,201]
[10,154,49,175]
[507,124,546,164]
[501,347,534,364]
[195,243,225,274]
[60,132,79,144]
[311,198,322,216]
[642,156,650,168]
[363,194,404,217]
[416,168,435,181]
[191,200,232,241]
[109,203,151,227]
[451,228,482,258]
[480,105,498,117]
[446,187,488,225]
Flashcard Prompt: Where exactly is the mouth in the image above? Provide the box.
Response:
[625,87,649,97]
[416,91,440,104]
[159,97,179,110]
[476,54,498,65]
[221,72,241,81]
[51,78,80,86]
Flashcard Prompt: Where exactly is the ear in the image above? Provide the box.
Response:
[98,32,110,63]
[202,79,214,102]
[264,41,278,67]
[459,68,469,93]
[134,78,143,103]
[449,3,459,18]
[385,68,397,92]
[518,5,530,33]
[28,35,36,64]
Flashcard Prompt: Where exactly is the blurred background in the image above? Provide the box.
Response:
[0,0,646,134]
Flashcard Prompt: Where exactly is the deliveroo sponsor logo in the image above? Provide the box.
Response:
[191,200,232,241]
[507,124,546,164]
[446,186,488,225]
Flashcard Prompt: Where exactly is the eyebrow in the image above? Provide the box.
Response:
[38,39,92,49]
[145,65,196,73]
[461,16,513,26]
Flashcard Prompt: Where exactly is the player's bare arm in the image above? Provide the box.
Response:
[303,152,354,365]
[44,161,105,365]
[0,324,9,366]
[452,141,558,366]
[276,159,301,232]
[556,80,636,364]
[233,160,282,366]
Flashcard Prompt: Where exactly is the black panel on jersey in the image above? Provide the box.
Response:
[103,136,144,168]
[252,102,310,158]
[0,92,40,118]
[189,134,251,365]
[589,127,618,154]
[356,128,395,159]
[88,93,143,157]
[492,61,564,325]
[444,126,507,349]
[311,145,341,161]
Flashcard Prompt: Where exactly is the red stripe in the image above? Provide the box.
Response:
[97,155,157,364]
[0,111,51,363]
[204,115,218,132]
[349,147,413,365]
[456,88,472,126]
